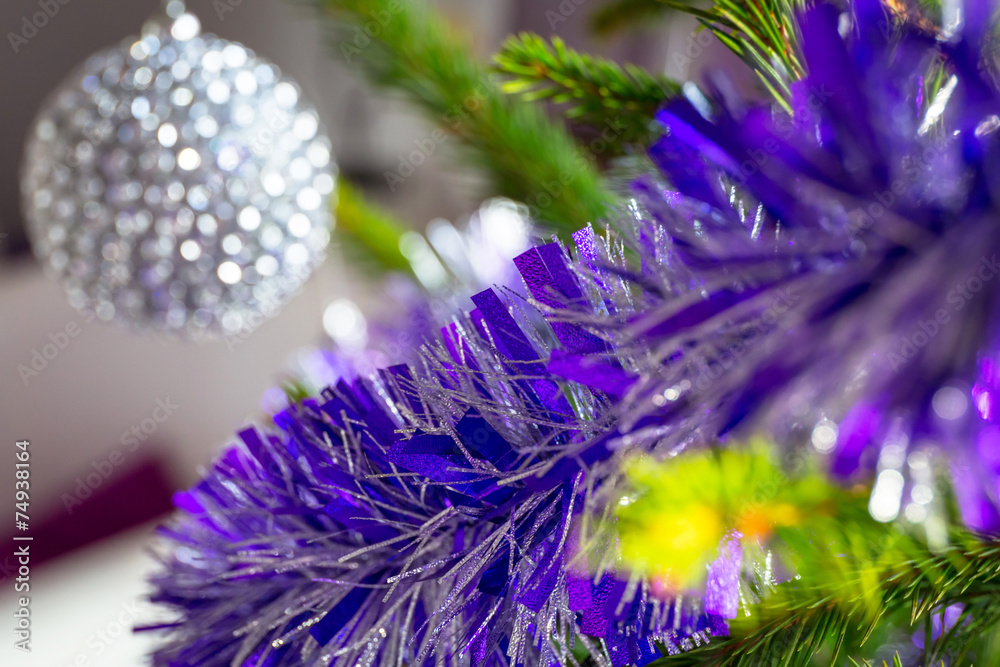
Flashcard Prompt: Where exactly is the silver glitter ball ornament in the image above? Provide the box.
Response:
[20,5,335,339]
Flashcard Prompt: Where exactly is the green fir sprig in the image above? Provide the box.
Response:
[695,0,803,107]
[613,444,1000,667]
[591,0,803,110]
[652,536,1000,666]
[494,34,681,157]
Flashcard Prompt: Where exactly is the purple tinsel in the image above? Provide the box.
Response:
[147,268,721,665]
[149,2,1000,665]
[619,0,1000,532]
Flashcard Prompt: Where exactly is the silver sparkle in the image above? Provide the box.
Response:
[21,8,335,339]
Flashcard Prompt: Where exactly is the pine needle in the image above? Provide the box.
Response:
[494,34,681,157]
[590,0,804,107]
[649,531,1000,666]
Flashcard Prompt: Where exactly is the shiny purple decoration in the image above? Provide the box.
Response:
[150,2,1000,666]
[704,537,742,620]
[568,0,1000,531]
[147,282,722,666]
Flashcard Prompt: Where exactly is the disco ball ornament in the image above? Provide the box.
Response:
[20,2,336,339]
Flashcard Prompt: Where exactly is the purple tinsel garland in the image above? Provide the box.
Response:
[148,2,1000,665]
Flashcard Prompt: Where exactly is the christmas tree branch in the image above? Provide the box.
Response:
[494,34,680,157]
[590,0,803,110]
[652,538,1000,666]
[695,0,803,107]
[650,507,1000,665]
[611,446,1000,666]
[312,0,613,235]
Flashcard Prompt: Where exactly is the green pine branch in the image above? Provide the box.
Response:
[590,0,803,111]
[494,34,681,157]
[605,444,1000,667]
[653,538,1000,665]
[646,505,1000,666]
[312,0,613,236]
[698,0,803,107]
